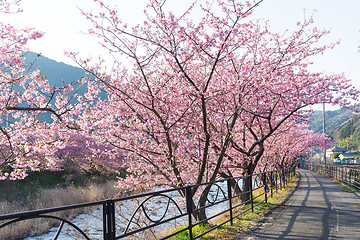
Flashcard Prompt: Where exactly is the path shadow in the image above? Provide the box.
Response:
[276,171,311,239]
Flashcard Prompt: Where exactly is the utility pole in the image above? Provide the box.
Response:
[311,146,314,170]
[323,102,327,174]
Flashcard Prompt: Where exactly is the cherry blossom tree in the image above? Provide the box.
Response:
[71,0,359,217]
[51,133,125,173]
[261,124,332,171]
[254,124,331,187]
[0,1,86,180]
[72,0,264,190]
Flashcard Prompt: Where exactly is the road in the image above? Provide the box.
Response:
[234,169,360,240]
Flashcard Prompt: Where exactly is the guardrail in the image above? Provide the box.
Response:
[307,164,360,191]
[0,166,295,240]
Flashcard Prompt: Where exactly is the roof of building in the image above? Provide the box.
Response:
[339,153,360,159]
[327,146,348,152]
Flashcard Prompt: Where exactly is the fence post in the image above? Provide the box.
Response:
[250,175,254,212]
[335,166,337,180]
[227,179,233,226]
[340,167,342,182]
[270,171,273,198]
[103,200,115,240]
[186,186,194,240]
[340,167,342,181]
[263,173,268,203]
[331,166,333,178]
[349,169,352,186]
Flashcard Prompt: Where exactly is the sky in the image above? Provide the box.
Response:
[1,0,360,110]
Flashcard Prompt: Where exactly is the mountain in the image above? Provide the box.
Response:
[25,52,86,86]
[308,108,354,134]
[21,52,86,122]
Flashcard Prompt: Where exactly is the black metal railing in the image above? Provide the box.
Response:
[306,163,360,191]
[0,166,296,240]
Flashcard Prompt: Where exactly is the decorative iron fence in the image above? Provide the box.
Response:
[307,164,360,191]
[0,167,295,240]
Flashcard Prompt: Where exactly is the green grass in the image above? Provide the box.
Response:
[168,172,300,240]
[168,224,210,240]
[336,181,360,193]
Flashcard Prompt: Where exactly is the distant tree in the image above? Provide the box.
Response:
[51,133,125,173]
[332,152,341,159]
[263,124,331,170]
[339,132,360,151]
[339,115,359,139]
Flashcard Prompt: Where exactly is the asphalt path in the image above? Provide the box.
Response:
[234,169,360,240]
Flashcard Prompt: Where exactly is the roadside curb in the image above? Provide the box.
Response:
[232,171,301,239]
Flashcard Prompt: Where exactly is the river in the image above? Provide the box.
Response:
[24,180,237,239]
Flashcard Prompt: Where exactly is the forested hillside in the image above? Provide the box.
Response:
[330,114,360,150]
[308,108,354,134]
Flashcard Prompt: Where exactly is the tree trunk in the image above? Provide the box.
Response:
[279,166,286,188]
[190,184,212,224]
[241,165,255,203]
[241,173,252,203]
[240,143,264,203]
[270,171,276,189]
[218,171,242,196]
[191,178,241,223]
[260,172,269,193]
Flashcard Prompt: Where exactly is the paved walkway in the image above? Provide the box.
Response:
[234,169,360,240]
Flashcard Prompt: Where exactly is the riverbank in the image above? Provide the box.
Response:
[0,171,123,240]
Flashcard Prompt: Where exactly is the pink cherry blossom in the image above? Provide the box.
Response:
[72,0,359,198]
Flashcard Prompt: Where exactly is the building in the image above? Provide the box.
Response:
[338,153,360,164]
[326,146,348,159]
